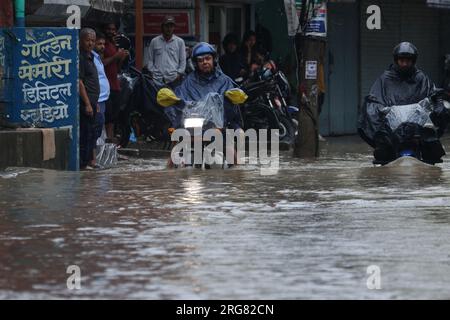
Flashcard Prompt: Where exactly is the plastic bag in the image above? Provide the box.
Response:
[96,126,107,147]
[96,144,118,168]
[386,98,434,131]
[96,127,118,168]
[182,92,225,129]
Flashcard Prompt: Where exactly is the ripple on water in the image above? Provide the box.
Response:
[1,138,450,299]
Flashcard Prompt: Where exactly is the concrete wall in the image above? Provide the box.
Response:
[0,129,71,170]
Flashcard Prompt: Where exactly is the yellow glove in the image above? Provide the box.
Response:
[157,88,181,107]
[225,88,248,105]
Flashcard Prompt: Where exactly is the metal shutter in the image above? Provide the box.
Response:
[360,0,401,101]
[360,0,441,100]
[400,0,440,84]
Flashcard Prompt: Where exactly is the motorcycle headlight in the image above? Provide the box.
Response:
[184,118,205,129]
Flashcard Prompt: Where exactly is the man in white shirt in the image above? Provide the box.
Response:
[91,32,111,168]
[145,16,186,88]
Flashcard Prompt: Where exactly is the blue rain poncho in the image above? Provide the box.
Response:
[165,69,242,129]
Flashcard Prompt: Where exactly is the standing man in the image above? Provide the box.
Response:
[102,22,128,141]
[79,28,99,170]
[90,32,110,168]
[146,16,186,88]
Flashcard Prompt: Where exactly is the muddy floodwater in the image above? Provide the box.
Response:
[1,136,450,299]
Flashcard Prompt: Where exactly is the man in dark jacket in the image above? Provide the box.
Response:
[358,42,449,163]
[79,28,100,170]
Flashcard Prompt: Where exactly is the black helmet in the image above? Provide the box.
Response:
[393,42,418,64]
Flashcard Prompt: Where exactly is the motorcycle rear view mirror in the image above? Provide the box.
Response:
[128,66,142,75]
[261,68,273,80]
[115,33,131,50]
[430,89,450,103]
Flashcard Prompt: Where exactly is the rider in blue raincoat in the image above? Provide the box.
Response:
[164,42,242,129]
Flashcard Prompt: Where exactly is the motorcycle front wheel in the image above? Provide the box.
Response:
[277,112,296,145]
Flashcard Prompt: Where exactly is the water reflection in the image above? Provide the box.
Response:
[180,176,205,206]
[358,164,444,189]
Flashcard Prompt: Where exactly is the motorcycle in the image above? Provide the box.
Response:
[372,91,450,166]
[116,66,172,148]
[169,93,229,169]
[239,65,299,146]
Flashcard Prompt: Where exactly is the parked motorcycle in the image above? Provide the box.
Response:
[116,66,172,148]
[239,66,299,145]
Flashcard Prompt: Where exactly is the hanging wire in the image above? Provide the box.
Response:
[296,0,315,35]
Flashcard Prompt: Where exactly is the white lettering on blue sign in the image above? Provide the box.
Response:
[22,81,72,103]
[22,32,72,58]
[18,56,72,81]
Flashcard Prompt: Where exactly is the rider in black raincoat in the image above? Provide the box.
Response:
[358,42,450,164]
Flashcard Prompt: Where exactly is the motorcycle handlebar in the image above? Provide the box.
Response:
[430,89,450,102]
[127,66,155,82]
[128,66,142,75]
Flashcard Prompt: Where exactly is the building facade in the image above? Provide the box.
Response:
[0,0,14,27]
[9,0,450,137]
[126,0,260,52]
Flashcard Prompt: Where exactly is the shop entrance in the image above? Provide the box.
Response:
[206,3,244,53]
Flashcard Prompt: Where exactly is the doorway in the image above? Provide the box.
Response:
[206,3,244,54]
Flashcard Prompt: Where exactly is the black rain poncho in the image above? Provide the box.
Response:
[358,64,438,148]
[358,65,450,163]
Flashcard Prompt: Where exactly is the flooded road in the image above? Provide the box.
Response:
[1,136,450,299]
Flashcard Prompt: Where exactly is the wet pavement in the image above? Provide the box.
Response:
[1,135,450,299]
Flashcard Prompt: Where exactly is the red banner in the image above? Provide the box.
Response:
[143,11,191,36]
[0,0,14,27]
